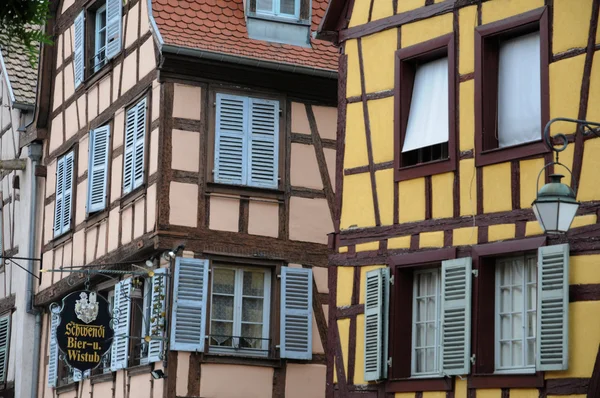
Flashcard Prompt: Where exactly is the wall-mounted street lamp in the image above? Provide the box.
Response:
[532,118,600,234]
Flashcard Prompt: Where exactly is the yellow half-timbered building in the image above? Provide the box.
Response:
[319,0,600,397]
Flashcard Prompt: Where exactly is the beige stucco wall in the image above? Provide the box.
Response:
[200,364,275,398]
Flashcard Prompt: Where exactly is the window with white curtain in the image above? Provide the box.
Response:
[411,268,441,376]
[495,253,537,372]
[497,32,541,148]
[402,57,449,166]
[209,266,272,356]
[256,0,298,18]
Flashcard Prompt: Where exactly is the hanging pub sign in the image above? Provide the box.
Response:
[53,291,114,372]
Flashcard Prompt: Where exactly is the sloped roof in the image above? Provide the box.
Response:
[0,39,38,106]
[152,0,339,72]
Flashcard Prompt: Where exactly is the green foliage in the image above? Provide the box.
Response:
[0,0,52,66]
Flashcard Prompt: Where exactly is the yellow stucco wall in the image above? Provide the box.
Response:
[336,0,600,395]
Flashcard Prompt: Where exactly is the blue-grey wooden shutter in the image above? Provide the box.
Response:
[214,94,248,185]
[47,310,60,387]
[74,11,85,88]
[280,267,312,360]
[111,278,132,371]
[87,126,110,213]
[123,104,136,194]
[53,157,65,237]
[248,98,279,188]
[61,152,74,234]
[132,98,147,189]
[170,258,209,352]
[364,267,389,381]
[0,315,10,383]
[105,0,122,60]
[440,257,472,376]
[537,244,569,371]
[147,268,167,362]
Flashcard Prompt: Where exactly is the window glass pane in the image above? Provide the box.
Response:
[213,269,235,294]
[211,295,234,321]
[243,271,264,297]
[257,0,273,12]
[211,321,234,346]
[279,0,296,15]
[412,269,440,375]
[402,57,449,153]
[497,32,541,148]
[242,297,264,323]
[241,324,263,349]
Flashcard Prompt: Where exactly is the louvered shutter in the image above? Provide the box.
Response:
[280,267,312,360]
[61,152,74,234]
[87,126,110,213]
[48,310,60,387]
[123,105,136,194]
[111,279,132,371]
[74,11,85,88]
[0,316,10,383]
[364,268,390,381]
[537,244,569,371]
[105,0,122,60]
[53,157,65,237]
[214,94,248,185]
[170,258,209,352]
[133,98,147,189]
[440,257,472,376]
[147,268,167,362]
[248,98,279,188]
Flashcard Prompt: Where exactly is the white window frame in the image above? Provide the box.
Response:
[494,253,537,374]
[139,279,152,364]
[208,266,271,357]
[255,0,300,19]
[411,268,441,377]
[94,4,108,72]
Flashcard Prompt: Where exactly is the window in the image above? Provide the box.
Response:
[256,0,299,18]
[170,258,313,360]
[123,98,147,195]
[394,34,456,182]
[93,5,108,72]
[209,266,271,356]
[495,254,537,373]
[87,125,110,213]
[53,152,74,238]
[214,93,280,189]
[130,278,151,366]
[0,315,10,383]
[474,7,549,166]
[74,0,123,88]
[411,269,441,377]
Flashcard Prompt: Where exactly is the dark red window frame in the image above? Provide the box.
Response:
[386,248,456,392]
[470,236,546,389]
[394,33,457,182]
[474,7,550,167]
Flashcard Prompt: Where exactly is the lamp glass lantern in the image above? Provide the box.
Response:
[531,174,580,234]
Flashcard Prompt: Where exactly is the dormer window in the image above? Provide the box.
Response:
[256,0,299,19]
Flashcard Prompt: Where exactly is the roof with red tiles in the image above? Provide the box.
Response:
[152,0,339,72]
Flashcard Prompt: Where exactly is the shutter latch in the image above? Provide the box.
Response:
[389,275,394,285]
[470,355,476,365]
[279,109,283,117]
[472,269,478,278]
[387,357,392,368]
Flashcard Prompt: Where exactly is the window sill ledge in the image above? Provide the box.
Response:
[90,372,114,385]
[206,182,284,201]
[85,209,109,229]
[202,353,281,368]
[120,185,146,209]
[55,382,78,393]
[247,13,311,27]
[468,372,544,389]
[127,364,152,376]
[475,140,549,167]
[386,377,453,392]
[394,157,456,182]
[49,231,74,249]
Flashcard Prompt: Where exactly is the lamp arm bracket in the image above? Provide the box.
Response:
[544,117,600,154]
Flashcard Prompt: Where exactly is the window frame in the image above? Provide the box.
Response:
[207,265,272,357]
[207,87,286,193]
[386,248,456,391]
[247,0,311,24]
[255,0,300,20]
[470,237,546,389]
[474,7,550,167]
[93,4,108,73]
[394,33,457,182]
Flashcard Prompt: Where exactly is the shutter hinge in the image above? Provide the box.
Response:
[470,355,476,365]
[472,269,478,278]
[389,275,394,285]
[279,109,283,117]
[213,102,216,107]
[387,357,392,368]
[277,274,281,279]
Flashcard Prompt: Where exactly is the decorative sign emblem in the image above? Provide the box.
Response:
[53,290,114,372]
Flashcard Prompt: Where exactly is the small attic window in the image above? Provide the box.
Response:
[247,0,312,47]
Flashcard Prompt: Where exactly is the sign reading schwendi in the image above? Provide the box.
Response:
[54,291,114,372]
